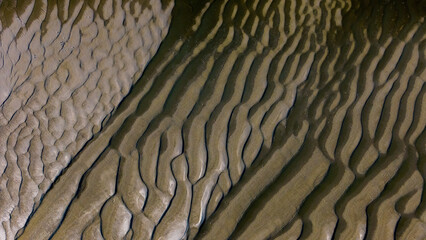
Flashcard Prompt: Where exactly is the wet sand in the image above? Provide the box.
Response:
[0,0,425,239]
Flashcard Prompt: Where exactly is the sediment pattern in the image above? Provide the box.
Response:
[0,0,172,238]
[1,0,426,239]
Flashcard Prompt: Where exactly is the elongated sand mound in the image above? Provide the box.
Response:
[1,0,425,239]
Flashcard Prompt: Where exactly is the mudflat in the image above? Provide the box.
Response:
[0,0,425,239]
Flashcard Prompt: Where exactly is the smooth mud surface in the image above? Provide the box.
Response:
[0,0,425,239]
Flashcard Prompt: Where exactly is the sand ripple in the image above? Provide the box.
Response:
[0,0,425,239]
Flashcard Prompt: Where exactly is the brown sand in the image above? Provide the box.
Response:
[0,0,425,239]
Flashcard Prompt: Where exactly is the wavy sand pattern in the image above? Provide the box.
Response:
[0,0,425,239]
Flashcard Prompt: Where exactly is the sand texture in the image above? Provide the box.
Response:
[1,0,426,239]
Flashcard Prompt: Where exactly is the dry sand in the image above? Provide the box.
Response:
[0,0,425,239]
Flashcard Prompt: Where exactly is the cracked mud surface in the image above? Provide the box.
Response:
[1,0,426,239]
